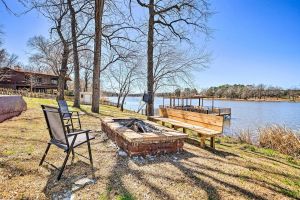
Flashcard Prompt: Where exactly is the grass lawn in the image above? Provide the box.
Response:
[0,97,300,199]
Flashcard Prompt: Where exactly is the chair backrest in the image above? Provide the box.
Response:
[41,105,69,146]
[57,100,71,118]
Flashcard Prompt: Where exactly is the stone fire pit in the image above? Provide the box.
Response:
[101,118,187,156]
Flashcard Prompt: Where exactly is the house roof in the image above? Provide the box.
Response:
[0,67,72,81]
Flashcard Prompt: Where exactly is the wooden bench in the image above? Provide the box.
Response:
[149,108,224,148]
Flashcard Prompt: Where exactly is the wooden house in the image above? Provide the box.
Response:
[0,67,71,92]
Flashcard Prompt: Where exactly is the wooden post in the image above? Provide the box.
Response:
[210,137,215,149]
[198,98,201,107]
[200,138,206,148]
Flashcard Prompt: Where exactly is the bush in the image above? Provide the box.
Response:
[258,125,300,158]
[235,129,255,145]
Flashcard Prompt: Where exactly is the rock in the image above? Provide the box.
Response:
[0,95,27,122]
[117,150,128,157]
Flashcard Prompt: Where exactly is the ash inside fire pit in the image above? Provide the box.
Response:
[116,118,164,134]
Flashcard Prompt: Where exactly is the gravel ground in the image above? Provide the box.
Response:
[0,97,299,200]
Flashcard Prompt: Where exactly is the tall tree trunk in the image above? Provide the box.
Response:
[146,0,155,116]
[68,0,80,108]
[84,70,88,92]
[117,93,122,107]
[92,0,104,113]
[120,90,129,112]
[57,45,69,100]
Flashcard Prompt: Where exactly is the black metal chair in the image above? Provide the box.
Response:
[57,100,82,131]
[40,105,94,180]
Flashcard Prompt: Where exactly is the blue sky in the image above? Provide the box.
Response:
[0,0,300,89]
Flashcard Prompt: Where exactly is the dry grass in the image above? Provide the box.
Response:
[0,97,300,199]
[258,125,300,158]
[236,125,300,158]
[235,129,255,145]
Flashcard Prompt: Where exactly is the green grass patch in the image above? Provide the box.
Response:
[283,178,300,188]
[242,144,279,157]
[2,149,17,156]
[286,156,300,166]
[280,188,300,199]
[24,145,35,155]
[98,192,109,200]
[116,193,135,200]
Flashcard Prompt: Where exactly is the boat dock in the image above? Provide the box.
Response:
[161,96,232,118]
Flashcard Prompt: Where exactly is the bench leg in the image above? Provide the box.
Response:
[183,128,186,133]
[162,121,165,126]
[210,137,215,149]
[200,138,206,148]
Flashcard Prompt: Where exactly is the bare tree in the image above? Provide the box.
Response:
[92,0,105,113]
[104,61,143,111]
[130,0,212,116]
[79,50,93,92]
[67,0,94,107]
[28,36,63,75]
[31,0,71,100]
[153,43,209,94]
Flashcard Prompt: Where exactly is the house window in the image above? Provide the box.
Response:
[51,79,58,85]
[37,77,42,83]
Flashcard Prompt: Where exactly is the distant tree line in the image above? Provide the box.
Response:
[201,84,300,101]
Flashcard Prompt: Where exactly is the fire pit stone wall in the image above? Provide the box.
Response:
[101,118,187,156]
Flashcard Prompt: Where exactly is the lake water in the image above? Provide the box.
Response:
[108,96,300,136]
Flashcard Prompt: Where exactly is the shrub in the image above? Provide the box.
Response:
[258,125,300,158]
[235,129,254,145]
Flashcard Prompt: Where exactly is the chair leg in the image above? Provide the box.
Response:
[70,118,75,131]
[77,114,82,130]
[39,143,51,166]
[57,148,72,180]
[86,137,94,178]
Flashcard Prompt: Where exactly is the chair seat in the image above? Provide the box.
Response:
[51,133,95,150]
[68,133,95,148]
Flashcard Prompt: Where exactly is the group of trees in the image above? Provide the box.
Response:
[0,28,19,69]
[1,0,212,115]
[174,88,198,97]
[202,84,300,100]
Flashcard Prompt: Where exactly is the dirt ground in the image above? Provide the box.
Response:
[0,97,299,200]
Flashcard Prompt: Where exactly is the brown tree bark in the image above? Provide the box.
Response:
[68,0,80,108]
[57,45,69,100]
[146,0,155,116]
[92,0,105,113]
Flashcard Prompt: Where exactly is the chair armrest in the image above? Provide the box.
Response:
[67,130,91,136]
[62,112,72,118]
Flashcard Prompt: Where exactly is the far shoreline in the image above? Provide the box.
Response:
[107,95,300,103]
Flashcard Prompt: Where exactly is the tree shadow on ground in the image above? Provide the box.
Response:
[243,149,300,170]
[115,144,298,200]
[105,149,223,200]
[42,160,98,199]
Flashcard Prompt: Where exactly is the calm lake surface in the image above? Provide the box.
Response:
[108,96,300,136]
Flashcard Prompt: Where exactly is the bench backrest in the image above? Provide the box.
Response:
[159,108,224,132]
